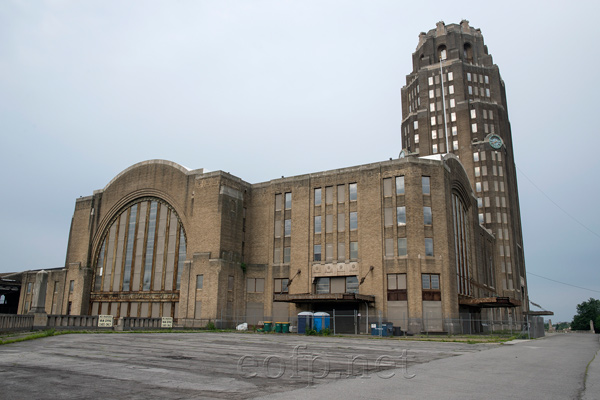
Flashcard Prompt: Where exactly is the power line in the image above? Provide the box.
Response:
[528,272,600,293]
[516,166,600,240]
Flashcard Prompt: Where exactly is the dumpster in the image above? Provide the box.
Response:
[281,322,290,333]
[383,322,394,337]
[263,321,273,332]
[314,312,331,332]
[297,312,314,334]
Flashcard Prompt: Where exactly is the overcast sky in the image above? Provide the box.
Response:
[1,1,599,323]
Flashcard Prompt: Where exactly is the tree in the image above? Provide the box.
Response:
[571,298,600,332]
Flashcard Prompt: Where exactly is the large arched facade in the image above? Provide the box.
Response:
[90,197,187,319]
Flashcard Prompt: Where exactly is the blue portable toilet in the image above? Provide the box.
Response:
[297,312,314,334]
[313,312,331,332]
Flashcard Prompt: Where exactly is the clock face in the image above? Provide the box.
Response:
[489,135,503,149]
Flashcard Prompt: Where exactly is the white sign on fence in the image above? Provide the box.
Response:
[98,315,113,327]
[161,317,173,328]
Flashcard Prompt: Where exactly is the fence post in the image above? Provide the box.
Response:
[333,309,336,335]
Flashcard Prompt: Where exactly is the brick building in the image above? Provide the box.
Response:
[17,21,527,333]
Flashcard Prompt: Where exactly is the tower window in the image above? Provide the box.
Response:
[464,43,473,63]
[437,45,447,61]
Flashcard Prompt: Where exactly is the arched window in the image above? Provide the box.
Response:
[92,198,187,318]
[452,192,471,296]
[437,45,447,61]
[463,43,473,63]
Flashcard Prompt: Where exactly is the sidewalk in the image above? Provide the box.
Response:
[583,334,600,400]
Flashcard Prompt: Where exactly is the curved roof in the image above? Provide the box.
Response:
[101,160,199,192]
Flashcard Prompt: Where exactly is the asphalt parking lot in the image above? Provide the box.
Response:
[0,332,497,399]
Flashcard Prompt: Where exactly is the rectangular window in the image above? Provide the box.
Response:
[450,112,456,122]
[474,167,480,177]
[428,76,434,85]
[314,216,321,234]
[349,183,357,201]
[384,207,394,227]
[448,72,453,81]
[485,75,489,84]
[467,72,472,81]
[479,213,484,224]
[429,89,434,99]
[429,103,435,112]
[346,276,359,294]
[69,280,74,293]
[285,192,292,209]
[196,275,204,290]
[476,182,482,192]
[422,176,431,194]
[325,186,333,204]
[228,276,234,291]
[423,206,432,225]
[468,86,473,95]
[284,219,291,236]
[397,206,406,225]
[396,176,405,195]
[383,178,392,197]
[274,278,289,293]
[338,242,345,261]
[470,109,476,119]
[414,133,419,143]
[274,220,282,238]
[27,282,32,293]
[413,120,419,130]
[350,242,358,260]
[313,245,322,261]
[337,213,345,232]
[448,85,454,94]
[430,116,436,126]
[385,238,394,257]
[314,188,321,206]
[275,194,282,211]
[247,278,265,293]
[274,247,281,263]
[471,123,477,133]
[432,143,438,154]
[473,152,479,162]
[486,88,490,97]
[453,140,458,150]
[431,130,437,139]
[350,212,358,230]
[477,197,483,208]
[315,277,330,294]
[283,247,291,263]
[422,273,440,290]
[425,238,434,256]
[451,126,457,136]
[449,98,455,108]
[398,238,407,256]
[325,243,333,261]
[325,214,333,233]
[337,185,345,203]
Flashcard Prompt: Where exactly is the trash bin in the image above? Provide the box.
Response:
[297,312,314,334]
[281,322,290,333]
[275,322,283,333]
[263,321,273,332]
[393,326,403,336]
[314,312,330,332]
[383,322,394,337]
[371,324,383,336]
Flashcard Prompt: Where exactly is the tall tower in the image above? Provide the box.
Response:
[401,21,528,317]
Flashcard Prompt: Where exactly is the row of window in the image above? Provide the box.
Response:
[314,183,357,206]
[477,196,508,209]
[478,212,510,225]
[382,237,434,257]
[474,165,504,177]
[313,212,357,234]
[473,150,502,163]
[314,242,359,261]
[475,180,506,193]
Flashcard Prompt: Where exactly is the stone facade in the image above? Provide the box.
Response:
[17,22,527,333]
[401,20,528,321]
